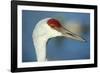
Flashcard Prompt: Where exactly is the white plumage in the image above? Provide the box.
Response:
[32,18,62,62]
[32,18,84,62]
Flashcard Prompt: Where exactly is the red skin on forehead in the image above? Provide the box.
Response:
[47,19,62,28]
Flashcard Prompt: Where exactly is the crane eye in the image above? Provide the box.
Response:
[50,24,56,28]
[51,25,55,28]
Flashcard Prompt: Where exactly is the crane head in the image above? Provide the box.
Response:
[47,18,85,42]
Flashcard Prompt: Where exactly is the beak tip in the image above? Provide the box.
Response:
[80,38,86,42]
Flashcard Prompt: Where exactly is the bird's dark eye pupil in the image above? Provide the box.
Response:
[51,25,55,28]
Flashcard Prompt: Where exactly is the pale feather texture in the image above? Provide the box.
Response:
[32,18,85,62]
[32,18,62,62]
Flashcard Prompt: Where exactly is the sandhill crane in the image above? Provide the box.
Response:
[32,18,85,62]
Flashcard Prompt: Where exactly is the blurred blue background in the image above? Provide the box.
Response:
[22,10,90,62]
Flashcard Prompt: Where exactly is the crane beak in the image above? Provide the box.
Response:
[57,27,85,42]
[64,32,85,42]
